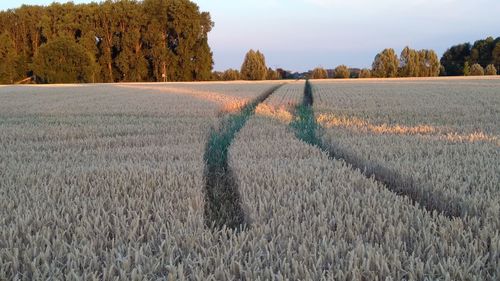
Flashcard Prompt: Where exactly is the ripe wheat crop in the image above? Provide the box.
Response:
[311,77,500,241]
[0,81,281,280]
[226,81,498,279]
[1,79,498,280]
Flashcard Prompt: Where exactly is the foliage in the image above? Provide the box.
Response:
[211,71,223,81]
[493,43,500,72]
[440,36,500,76]
[240,49,268,80]
[469,63,484,76]
[32,37,97,83]
[0,0,214,83]
[485,64,497,75]
[266,68,280,80]
[358,68,371,78]
[399,47,440,77]
[310,67,328,79]
[0,33,18,84]
[334,65,350,79]
[463,61,471,76]
[440,43,471,76]
[222,69,240,80]
[372,48,399,78]
[470,37,496,67]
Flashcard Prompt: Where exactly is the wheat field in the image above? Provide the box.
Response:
[312,78,500,230]
[0,81,281,280]
[0,78,499,280]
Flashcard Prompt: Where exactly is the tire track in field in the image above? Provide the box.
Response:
[291,80,461,219]
[204,83,284,231]
[300,81,499,273]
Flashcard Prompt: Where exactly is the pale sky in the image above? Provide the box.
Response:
[1,0,499,72]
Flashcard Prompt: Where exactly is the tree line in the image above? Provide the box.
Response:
[212,49,281,81]
[0,0,214,84]
[1,1,497,85]
[309,36,499,79]
[441,36,500,76]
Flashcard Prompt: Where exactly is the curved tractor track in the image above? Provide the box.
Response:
[203,83,284,231]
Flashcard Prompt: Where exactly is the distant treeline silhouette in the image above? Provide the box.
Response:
[0,0,498,85]
[441,36,500,76]
[0,0,214,84]
[309,36,499,79]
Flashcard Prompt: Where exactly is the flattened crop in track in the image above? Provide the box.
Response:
[204,84,283,230]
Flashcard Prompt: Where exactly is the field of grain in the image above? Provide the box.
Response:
[227,81,498,279]
[0,78,499,280]
[0,81,281,280]
[312,78,499,230]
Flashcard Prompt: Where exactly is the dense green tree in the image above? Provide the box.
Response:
[439,65,446,76]
[372,48,399,78]
[440,38,500,76]
[440,43,471,76]
[399,47,440,77]
[310,67,327,79]
[469,63,484,76]
[359,68,371,78]
[222,69,240,80]
[0,33,18,83]
[211,71,223,81]
[0,0,214,84]
[192,37,214,81]
[266,68,280,80]
[485,64,497,75]
[419,49,440,77]
[493,43,500,73]
[470,37,496,67]
[426,50,441,77]
[240,49,267,80]
[334,65,350,79]
[399,46,419,77]
[32,37,97,83]
[143,0,213,81]
[114,0,148,82]
[463,61,471,76]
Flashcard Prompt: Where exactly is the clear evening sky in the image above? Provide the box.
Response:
[1,0,499,72]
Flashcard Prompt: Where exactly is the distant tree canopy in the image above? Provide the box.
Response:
[334,65,350,79]
[469,63,484,76]
[485,64,497,76]
[441,36,500,76]
[463,61,471,76]
[359,68,371,78]
[372,48,399,78]
[240,49,267,80]
[0,0,214,84]
[222,69,240,81]
[399,47,440,77]
[0,33,18,84]
[310,67,328,79]
[266,67,281,80]
[32,37,97,83]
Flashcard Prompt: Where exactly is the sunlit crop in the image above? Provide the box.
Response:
[0,81,281,280]
[312,77,500,233]
[227,80,499,279]
[1,79,498,280]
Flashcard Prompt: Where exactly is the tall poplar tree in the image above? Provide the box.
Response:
[240,49,267,80]
[372,48,399,78]
[0,0,214,84]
